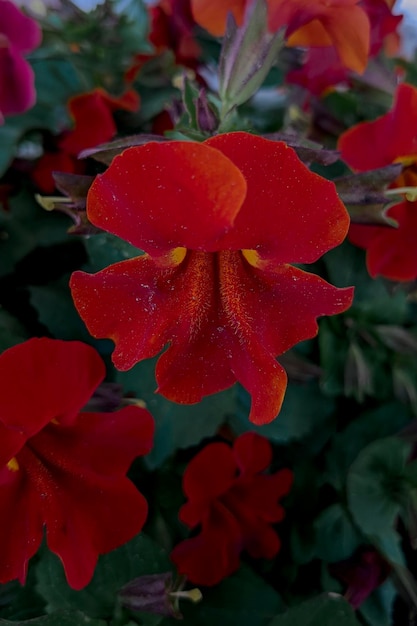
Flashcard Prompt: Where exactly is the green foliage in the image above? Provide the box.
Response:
[36,534,171,620]
[0,612,106,626]
[267,594,361,626]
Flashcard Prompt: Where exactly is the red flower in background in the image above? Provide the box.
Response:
[338,83,417,281]
[0,338,154,590]
[70,132,353,425]
[190,0,370,73]
[287,0,402,97]
[0,0,41,122]
[32,88,140,194]
[170,432,293,586]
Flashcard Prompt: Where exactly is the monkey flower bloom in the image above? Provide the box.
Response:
[71,132,352,425]
[0,0,41,122]
[190,0,370,73]
[171,432,293,586]
[0,338,154,590]
[338,83,417,281]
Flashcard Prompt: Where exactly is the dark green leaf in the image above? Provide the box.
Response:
[314,504,362,563]
[36,534,171,620]
[268,594,361,626]
[0,611,106,626]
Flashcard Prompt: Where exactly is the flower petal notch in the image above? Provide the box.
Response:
[338,83,417,281]
[0,338,154,590]
[71,132,353,425]
[170,432,293,586]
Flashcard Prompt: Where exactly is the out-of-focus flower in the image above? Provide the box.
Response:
[191,0,370,73]
[0,337,154,590]
[70,132,353,425]
[331,549,391,609]
[287,0,402,97]
[0,0,41,122]
[338,83,417,281]
[170,432,293,586]
[32,88,140,193]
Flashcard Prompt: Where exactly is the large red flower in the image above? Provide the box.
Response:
[338,83,417,281]
[190,0,370,73]
[70,132,352,425]
[0,0,41,122]
[170,432,293,586]
[0,338,154,590]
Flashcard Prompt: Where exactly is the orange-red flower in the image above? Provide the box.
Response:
[190,0,370,73]
[338,83,417,281]
[170,432,293,585]
[70,132,352,425]
[32,88,140,193]
[0,338,154,590]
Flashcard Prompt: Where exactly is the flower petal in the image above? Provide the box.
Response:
[0,0,42,53]
[86,141,247,257]
[0,339,105,464]
[0,466,43,584]
[0,45,36,116]
[233,432,272,474]
[206,132,349,264]
[171,502,242,586]
[190,0,246,35]
[338,84,417,171]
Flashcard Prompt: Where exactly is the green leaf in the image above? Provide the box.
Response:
[359,580,396,626]
[117,361,237,468]
[0,192,70,277]
[268,594,361,626]
[36,534,171,620]
[231,381,336,444]
[0,611,106,626]
[325,403,411,491]
[179,566,282,626]
[314,504,362,563]
[0,309,28,352]
[84,233,141,272]
[347,437,411,536]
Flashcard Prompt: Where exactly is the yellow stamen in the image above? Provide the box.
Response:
[7,457,19,472]
[154,247,187,268]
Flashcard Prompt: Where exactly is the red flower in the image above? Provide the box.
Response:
[70,132,352,425]
[59,88,140,157]
[170,432,293,586]
[190,0,370,73]
[331,549,390,609]
[338,83,417,281]
[0,0,41,122]
[0,338,154,590]
[32,88,140,193]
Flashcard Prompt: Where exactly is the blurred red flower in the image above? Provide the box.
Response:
[190,0,370,73]
[0,0,41,122]
[70,132,353,425]
[171,432,293,586]
[338,83,417,281]
[0,338,154,590]
[32,88,140,193]
[287,0,402,97]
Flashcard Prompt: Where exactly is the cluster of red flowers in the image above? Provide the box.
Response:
[1,0,409,598]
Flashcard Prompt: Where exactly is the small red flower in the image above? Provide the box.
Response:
[32,88,140,193]
[331,549,390,609]
[0,338,154,590]
[0,0,41,122]
[70,132,353,425]
[338,83,417,281]
[170,432,293,586]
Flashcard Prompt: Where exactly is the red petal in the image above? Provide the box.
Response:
[171,502,242,586]
[0,45,36,116]
[0,339,105,464]
[206,133,349,264]
[338,84,417,171]
[0,0,42,53]
[190,0,246,35]
[233,432,272,474]
[0,467,43,584]
[181,443,236,507]
[86,141,247,257]
[363,201,417,281]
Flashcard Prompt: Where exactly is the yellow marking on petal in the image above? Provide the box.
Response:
[242,249,265,269]
[393,155,417,168]
[7,457,19,472]
[154,247,187,268]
